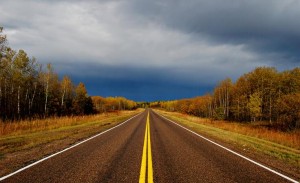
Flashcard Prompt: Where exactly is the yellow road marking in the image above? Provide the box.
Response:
[139,112,154,183]
[139,114,148,183]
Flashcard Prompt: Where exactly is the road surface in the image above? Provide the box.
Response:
[1,109,296,182]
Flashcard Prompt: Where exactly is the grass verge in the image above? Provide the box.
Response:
[0,109,142,177]
[154,109,300,178]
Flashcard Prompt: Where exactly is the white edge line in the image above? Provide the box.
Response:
[0,112,143,181]
[155,112,299,183]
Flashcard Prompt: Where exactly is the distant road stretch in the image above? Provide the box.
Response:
[1,109,297,183]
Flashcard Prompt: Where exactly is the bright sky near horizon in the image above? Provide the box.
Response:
[1,0,300,101]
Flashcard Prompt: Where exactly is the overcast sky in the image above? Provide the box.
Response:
[1,0,300,101]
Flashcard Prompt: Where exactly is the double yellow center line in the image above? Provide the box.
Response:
[139,112,153,183]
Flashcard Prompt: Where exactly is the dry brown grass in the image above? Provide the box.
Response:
[0,110,141,136]
[157,110,300,150]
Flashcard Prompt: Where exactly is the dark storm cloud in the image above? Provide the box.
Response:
[68,63,213,101]
[1,0,299,101]
[125,0,300,63]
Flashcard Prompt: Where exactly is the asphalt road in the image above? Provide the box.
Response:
[1,109,296,183]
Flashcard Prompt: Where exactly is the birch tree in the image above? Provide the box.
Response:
[60,76,74,115]
[0,27,6,55]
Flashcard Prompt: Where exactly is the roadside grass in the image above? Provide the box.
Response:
[0,109,143,177]
[0,109,142,158]
[154,109,300,169]
[0,111,137,136]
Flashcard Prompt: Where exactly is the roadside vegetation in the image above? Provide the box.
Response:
[155,109,300,173]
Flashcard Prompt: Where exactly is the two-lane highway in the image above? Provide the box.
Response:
[1,109,297,182]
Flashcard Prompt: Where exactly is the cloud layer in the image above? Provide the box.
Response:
[1,0,299,101]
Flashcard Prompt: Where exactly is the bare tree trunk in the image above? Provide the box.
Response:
[29,83,37,117]
[237,98,240,120]
[219,90,222,108]
[209,102,212,118]
[269,95,272,124]
[44,75,49,118]
[269,80,273,124]
[25,88,28,102]
[11,84,14,120]
[226,86,229,119]
[61,87,65,107]
[4,78,7,120]
[17,85,20,118]
[222,88,226,115]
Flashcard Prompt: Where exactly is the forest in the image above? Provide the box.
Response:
[153,67,300,131]
[0,27,136,122]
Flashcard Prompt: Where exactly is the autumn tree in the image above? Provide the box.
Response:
[212,78,233,120]
[60,76,74,115]
[230,77,249,121]
[92,96,105,113]
[12,50,35,119]
[277,93,300,130]
[248,92,262,122]
[73,82,93,115]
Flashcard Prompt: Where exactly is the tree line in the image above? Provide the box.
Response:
[0,27,95,121]
[154,67,300,130]
[92,96,137,113]
[0,27,136,121]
